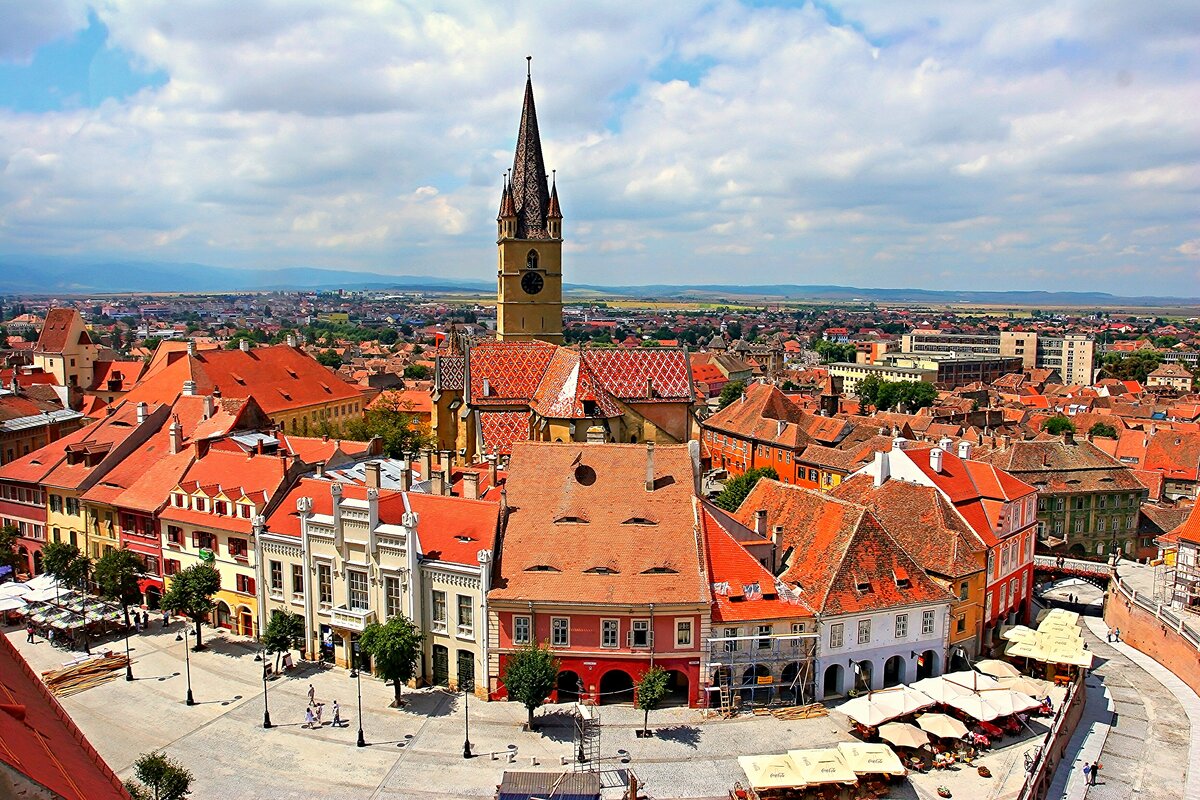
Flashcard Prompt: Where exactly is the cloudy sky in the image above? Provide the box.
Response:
[1,1,1198,295]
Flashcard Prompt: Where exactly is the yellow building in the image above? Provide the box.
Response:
[32,308,101,390]
[495,67,563,344]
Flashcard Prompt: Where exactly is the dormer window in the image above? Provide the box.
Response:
[855,576,872,593]
[214,501,228,516]
[554,515,588,524]
[525,564,560,572]
[622,517,657,525]
[642,566,677,575]
[172,493,185,508]
[892,567,911,589]
[584,566,619,575]
[194,498,206,512]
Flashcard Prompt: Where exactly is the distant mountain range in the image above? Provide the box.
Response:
[0,256,1196,307]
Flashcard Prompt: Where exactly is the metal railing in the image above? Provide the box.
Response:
[1033,554,1112,577]
[1113,574,1200,650]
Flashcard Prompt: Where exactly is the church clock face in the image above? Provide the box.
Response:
[521,270,545,295]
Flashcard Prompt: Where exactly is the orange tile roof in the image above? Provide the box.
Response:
[1144,430,1200,481]
[1170,503,1200,546]
[701,507,812,622]
[34,308,91,354]
[88,360,146,392]
[490,442,708,605]
[704,383,849,449]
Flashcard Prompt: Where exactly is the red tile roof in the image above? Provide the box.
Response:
[34,308,92,354]
[88,360,146,392]
[0,634,131,799]
[1170,503,1200,546]
[701,507,812,622]
[704,383,849,449]
[479,410,530,456]
[490,442,708,605]
[1144,430,1200,482]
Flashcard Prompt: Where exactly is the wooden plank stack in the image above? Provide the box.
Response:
[769,703,828,721]
[41,653,130,697]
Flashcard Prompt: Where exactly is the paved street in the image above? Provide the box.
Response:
[6,621,1049,800]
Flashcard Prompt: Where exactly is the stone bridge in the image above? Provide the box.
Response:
[1034,554,1112,590]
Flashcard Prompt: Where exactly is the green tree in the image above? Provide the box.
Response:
[161,564,221,648]
[897,381,938,412]
[359,614,423,707]
[41,540,88,588]
[315,349,343,368]
[1088,422,1119,439]
[1102,350,1162,383]
[712,467,779,512]
[1044,415,1076,436]
[341,394,432,458]
[262,609,305,672]
[124,750,193,800]
[814,339,857,364]
[503,642,560,731]
[634,665,670,737]
[717,380,747,410]
[403,363,430,380]
[93,548,144,626]
[0,524,24,576]
[856,375,882,408]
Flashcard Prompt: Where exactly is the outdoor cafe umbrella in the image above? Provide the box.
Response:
[974,659,1021,679]
[1001,624,1039,644]
[1037,607,1080,626]
[997,675,1052,699]
[0,595,27,613]
[839,686,935,727]
[836,742,907,777]
[917,713,970,740]
[877,722,930,749]
[978,689,1040,717]
[910,676,972,704]
[787,749,860,786]
[944,692,1003,722]
[943,670,1004,692]
[737,754,807,791]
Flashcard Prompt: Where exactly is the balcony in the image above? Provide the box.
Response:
[329,605,375,633]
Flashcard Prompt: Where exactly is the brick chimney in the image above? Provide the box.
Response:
[365,461,381,490]
[755,509,767,537]
[202,394,214,419]
[431,469,444,497]
[419,449,433,483]
[487,454,498,488]
[398,460,412,492]
[463,471,480,500]
[441,464,452,495]
[645,441,656,492]
[168,416,183,454]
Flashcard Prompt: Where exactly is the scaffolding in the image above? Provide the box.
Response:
[702,631,819,716]
[572,702,600,773]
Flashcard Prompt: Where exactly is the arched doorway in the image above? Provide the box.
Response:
[599,669,634,705]
[144,586,161,610]
[30,548,41,575]
[237,606,253,637]
[853,660,873,693]
[740,664,771,705]
[919,649,941,679]
[215,600,232,630]
[556,670,583,703]
[1068,543,1086,558]
[883,655,906,688]
[662,670,690,707]
[780,662,805,705]
[823,664,844,699]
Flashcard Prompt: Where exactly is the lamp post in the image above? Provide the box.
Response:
[462,677,473,759]
[255,649,273,728]
[123,609,134,681]
[350,647,365,747]
[175,631,195,706]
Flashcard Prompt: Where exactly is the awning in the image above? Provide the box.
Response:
[787,749,859,786]
[876,723,930,749]
[974,659,1020,679]
[917,713,969,739]
[0,596,27,612]
[737,754,808,790]
[836,742,906,776]
[838,686,935,727]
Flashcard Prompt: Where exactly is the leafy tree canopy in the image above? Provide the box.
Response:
[124,750,193,800]
[1088,422,1119,439]
[341,394,432,459]
[502,642,560,730]
[161,563,221,647]
[1102,350,1162,383]
[713,467,779,512]
[93,548,145,622]
[1044,415,1076,435]
[634,665,671,736]
[403,363,430,380]
[315,349,343,368]
[41,541,88,586]
[0,524,23,575]
[814,339,857,364]
[717,380,747,410]
[359,614,423,707]
[262,609,305,670]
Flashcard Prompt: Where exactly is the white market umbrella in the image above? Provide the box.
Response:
[0,582,29,599]
[917,713,970,739]
[997,675,1052,699]
[978,689,1041,717]
[0,596,27,612]
[910,676,972,704]
[836,742,907,776]
[944,692,1004,722]
[877,722,930,749]
[975,659,1021,679]
[839,695,900,727]
[943,670,1004,692]
[738,754,807,791]
[787,749,860,785]
[23,574,58,592]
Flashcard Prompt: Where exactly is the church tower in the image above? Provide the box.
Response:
[496,59,563,343]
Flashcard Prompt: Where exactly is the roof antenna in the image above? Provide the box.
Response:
[526,55,532,78]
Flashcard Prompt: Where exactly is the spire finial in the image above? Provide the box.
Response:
[551,168,556,186]
[526,56,532,78]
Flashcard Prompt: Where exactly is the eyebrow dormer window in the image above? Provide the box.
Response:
[554,515,588,524]
[642,566,677,575]
[525,564,560,572]
[622,517,657,525]
[584,566,619,575]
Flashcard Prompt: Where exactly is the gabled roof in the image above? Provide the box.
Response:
[704,383,848,449]
[490,443,708,606]
[34,308,92,354]
[978,439,1150,494]
[530,349,621,419]
[732,480,952,615]
[88,360,146,392]
[701,506,812,622]
[1170,503,1200,546]
[1144,430,1200,481]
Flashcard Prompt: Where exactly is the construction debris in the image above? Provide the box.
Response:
[769,703,828,721]
[41,653,129,697]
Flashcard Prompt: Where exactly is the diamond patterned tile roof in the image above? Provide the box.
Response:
[579,347,693,402]
[480,410,530,456]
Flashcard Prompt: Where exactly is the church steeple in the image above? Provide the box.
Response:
[509,57,554,240]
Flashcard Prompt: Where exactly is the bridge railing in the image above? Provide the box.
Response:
[1111,574,1200,651]
[1033,554,1112,577]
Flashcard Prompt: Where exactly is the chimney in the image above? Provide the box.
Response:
[431,469,445,497]
[463,471,480,500]
[586,424,605,443]
[957,441,973,460]
[286,334,297,348]
[929,447,944,473]
[202,394,214,419]
[186,340,196,356]
[777,419,786,438]
[419,449,433,483]
[212,385,221,399]
[441,465,452,495]
[315,461,324,477]
[755,509,767,537]
[873,449,891,487]
[365,461,381,490]
[136,401,147,425]
[398,460,412,492]
[487,454,498,488]
[239,339,251,352]
[169,417,183,454]
[646,377,654,398]
[645,441,655,492]
[182,380,196,396]
[1064,430,1075,445]
[891,436,907,452]
[441,449,455,469]
[938,437,953,451]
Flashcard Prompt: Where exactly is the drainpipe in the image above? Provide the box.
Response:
[648,602,656,668]
[252,514,266,641]
[297,496,314,659]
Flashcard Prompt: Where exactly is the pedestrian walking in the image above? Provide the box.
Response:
[135,616,142,633]
[304,706,315,729]
[162,609,170,627]
[1091,761,1101,785]
[307,683,316,706]
[332,700,342,728]
[141,610,149,629]
[314,702,324,727]
[1113,627,1120,642]
[1082,763,1091,785]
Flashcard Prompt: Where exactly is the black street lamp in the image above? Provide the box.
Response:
[123,611,134,681]
[462,677,475,759]
[175,631,195,706]
[255,649,273,728]
[350,647,365,747]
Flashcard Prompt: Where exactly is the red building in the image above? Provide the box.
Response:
[489,442,709,707]
[0,473,47,577]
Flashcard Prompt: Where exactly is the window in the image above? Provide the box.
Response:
[143,555,159,576]
[457,595,473,637]
[830,623,844,649]
[757,624,772,649]
[65,497,80,515]
[348,570,369,611]
[895,614,908,638]
[385,576,402,618]
[236,574,255,594]
[1098,518,1106,532]
[723,626,740,652]
[551,617,569,647]
[791,622,806,635]
[956,616,967,633]
[857,619,871,644]
[431,590,447,632]
[229,538,248,559]
[164,559,180,576]
[676,619,693,648]
[194,531,215,550]
[167,525,182,545]
[514,615,532,645]
[922,610,935,635]
[602,619,619,648]
[1074,517,1084,533]
[49,494,62,513]
[291,564,304,596]
[959,582,969,601]
[269,560,283,592]
[631,619,651,648]
[317,564,332,606]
